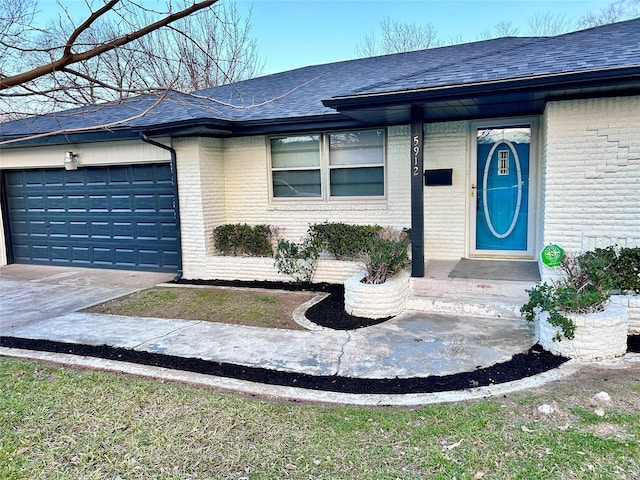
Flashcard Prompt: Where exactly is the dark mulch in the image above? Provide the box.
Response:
[0,337,568,394]
[4,277,637,395]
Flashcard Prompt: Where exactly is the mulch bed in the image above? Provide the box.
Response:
[0,337,569,394]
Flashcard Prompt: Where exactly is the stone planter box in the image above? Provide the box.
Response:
[344,270,410,319]
[613,294,639,335]
[537,302,629,360]
[188,256,362,284]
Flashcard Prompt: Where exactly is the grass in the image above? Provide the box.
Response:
[86,286,316,330]
[1,357,638,479]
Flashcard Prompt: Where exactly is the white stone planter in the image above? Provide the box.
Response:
[195,256,362,284]
[613,294,639,335]
[537,302,629,360]
[344,270,410,319]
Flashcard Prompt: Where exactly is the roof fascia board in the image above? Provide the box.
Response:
[132,118,233,136]
[1,113,368,148]
[228,115,371,136]
[0,129,139,148]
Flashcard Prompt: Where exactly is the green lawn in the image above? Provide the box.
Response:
[1,357,638,479]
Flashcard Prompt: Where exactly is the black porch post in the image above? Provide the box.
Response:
[410,105,424,277]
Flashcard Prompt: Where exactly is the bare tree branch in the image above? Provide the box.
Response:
[0,0,219,90]
[0,89,170,145]
[527,12,573,36]
[579,0,640,27]
[355,17,440,56]
[0,0,264,121]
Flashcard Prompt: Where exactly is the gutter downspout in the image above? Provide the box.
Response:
[139,133,183,280]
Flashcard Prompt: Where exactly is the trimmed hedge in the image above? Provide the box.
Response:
[213,224,273,257]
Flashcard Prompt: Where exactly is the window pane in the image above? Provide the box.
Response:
[477,127,530,145]
[273,170,321,197]
[330,167,384,196]
[329,130,384,166]
[271,135,320,168]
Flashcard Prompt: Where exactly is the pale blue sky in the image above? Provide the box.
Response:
[39,1,614,75]
[239,0,610,74]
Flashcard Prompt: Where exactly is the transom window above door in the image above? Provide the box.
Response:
[269,129,385,199]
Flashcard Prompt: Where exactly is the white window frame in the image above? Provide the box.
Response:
[498,150,509,176]
[268,128,386,201]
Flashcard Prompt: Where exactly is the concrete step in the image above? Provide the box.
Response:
[408,273,536,319]
[406,295,524,319]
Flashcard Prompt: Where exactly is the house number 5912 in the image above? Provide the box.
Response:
[413,134,421,176]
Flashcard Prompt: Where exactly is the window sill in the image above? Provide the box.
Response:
[268,199,388,211]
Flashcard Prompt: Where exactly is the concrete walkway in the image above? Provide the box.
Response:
[0,264,583,405]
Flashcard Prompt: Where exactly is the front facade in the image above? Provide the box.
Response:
[1,20,639,280]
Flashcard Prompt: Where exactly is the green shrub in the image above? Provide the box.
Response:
[274,237,320,283]
[274,223,411,284]
[614,246,640,293]
[360,235,410,285]
[578,245,640,294]
[521,250,611,341]
[308,222,381,260]
[213,224,273,257]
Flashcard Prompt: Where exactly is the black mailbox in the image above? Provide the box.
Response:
[424,168,453,186]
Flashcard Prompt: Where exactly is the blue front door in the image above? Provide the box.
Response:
[476,127,530,252]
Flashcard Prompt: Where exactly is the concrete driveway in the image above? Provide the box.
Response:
[0,264,174,335]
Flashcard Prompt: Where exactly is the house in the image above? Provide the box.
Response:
[1,18,639,283]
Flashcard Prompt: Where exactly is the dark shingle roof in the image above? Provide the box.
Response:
[1,17,639,144]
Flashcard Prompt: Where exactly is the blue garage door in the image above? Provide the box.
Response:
[4,164,179,272]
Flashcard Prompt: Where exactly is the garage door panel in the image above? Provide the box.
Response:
[70,247,91,262]
[4,164,179,272]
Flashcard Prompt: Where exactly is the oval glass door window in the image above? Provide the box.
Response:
[482,139,522,239]
[476,127,530,251]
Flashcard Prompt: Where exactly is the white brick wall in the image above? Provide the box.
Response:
[174,138,213,278]
[542,96,640,253]
[423,121,468,259]
[179,128,413,280]
[221,128,412,240]
[204,256,363,284]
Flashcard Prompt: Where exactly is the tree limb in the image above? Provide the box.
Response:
[0,0,219,90]
[0,89,169,145]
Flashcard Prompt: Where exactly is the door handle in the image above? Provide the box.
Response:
[471,183,476,197]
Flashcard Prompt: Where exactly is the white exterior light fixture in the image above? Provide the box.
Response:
[63,151,78,170]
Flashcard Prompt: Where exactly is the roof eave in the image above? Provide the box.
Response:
[0,128,140,148]
[322,66,640,110]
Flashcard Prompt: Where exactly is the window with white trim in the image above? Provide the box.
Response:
[270,129,385,199]
[498,150,509,175]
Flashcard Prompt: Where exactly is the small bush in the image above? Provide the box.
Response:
[274,237,320,283]
[309,222,381,260]
[360,235,410,285]
[579,245,640,294]
[521,251,611,341]
[614,246,640,293]
[213,224,274,257]
[274,223,411,284]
